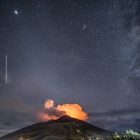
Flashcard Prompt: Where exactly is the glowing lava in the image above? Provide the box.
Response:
[39,99,88,121]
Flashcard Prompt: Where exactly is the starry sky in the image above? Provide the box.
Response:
[0,0,140,136]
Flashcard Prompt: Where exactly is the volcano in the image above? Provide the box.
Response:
[0,115,112,140]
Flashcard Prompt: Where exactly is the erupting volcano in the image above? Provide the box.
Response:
[39,99,88,121]
[0,99,113,140]
[0,115,112,140]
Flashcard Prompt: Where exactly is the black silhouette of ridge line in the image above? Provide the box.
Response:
[0,115,113,140]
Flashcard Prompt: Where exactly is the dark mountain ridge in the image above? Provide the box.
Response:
[0,115,112,140]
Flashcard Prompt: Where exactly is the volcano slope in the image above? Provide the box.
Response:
[0,115,112,140]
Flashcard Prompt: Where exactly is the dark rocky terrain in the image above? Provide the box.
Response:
[0,115,112,140]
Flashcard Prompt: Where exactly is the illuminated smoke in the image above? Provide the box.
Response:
[39,99,88,121]
[44,99,54,109]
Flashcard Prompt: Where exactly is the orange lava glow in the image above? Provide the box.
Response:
[57,103,88,121]
[39,112,59,121]
[39,99,88,121]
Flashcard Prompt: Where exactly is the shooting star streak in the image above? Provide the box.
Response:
[5,54,8,85]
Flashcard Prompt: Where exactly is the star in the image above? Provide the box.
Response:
[14,10,18,15]
[82,24,87,30]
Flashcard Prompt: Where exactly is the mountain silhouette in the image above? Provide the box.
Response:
[0,115,112,140]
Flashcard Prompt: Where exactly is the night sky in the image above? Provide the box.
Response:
[0,0,140,136]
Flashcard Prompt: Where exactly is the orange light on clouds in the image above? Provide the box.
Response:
[39,99,88,121]
[57,103,88,121]
[44,99,54,109]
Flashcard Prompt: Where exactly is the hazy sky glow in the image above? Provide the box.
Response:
[0,0,140,136]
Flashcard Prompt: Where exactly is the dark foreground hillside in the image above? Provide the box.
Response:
[0,115,112,140]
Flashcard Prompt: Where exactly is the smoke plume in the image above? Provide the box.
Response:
[39,99,88,121]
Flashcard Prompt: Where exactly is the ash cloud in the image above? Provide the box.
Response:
[44,107,65,118]
[42,99,65,119]
[39,99,88,121]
